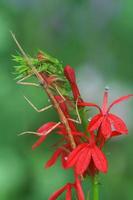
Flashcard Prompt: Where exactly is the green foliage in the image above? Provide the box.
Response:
[12,51,71,96]
[12,51,63,79]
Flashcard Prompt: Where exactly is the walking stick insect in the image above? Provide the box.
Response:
[11,32,83,149]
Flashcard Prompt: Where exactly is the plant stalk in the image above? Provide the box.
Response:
[92,176,99,200]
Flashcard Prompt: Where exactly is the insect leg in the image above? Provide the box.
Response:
[24,95,53,112]
[18,122,61,136]
[54,85,66,101]
[67,98,82,124]
[17,74,40,87]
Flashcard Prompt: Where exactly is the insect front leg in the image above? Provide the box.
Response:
[17,74,40,87]
[18,122,61,136]
[54,85,66,101]
[67,98,82,124]
[24,95,53,112]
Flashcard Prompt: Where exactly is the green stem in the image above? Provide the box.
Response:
[92,176,99,200]
[79,108,88,133]
[79,108,99,200]
[86,191,90,200]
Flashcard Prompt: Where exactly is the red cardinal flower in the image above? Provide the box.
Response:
[79,89,133,139]
[49,175,84,200]
[64,65,83,103]
[65,133,108,175]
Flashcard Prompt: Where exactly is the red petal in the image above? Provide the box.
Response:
[109,114,128,134]
[65,144,87,168]
[66,185,72,200]
[69,121,77,131]
[71,131,83,136]
[64,65,76,83]
[38,122,57,134]
[75,177,85,200]
[75,146,91,175]
[91,146,108,173]
[78,102,101,112]
[32,135,46,150]
[49,185,67,200]
[32,122,60,150]
[96,128,105,148]
[108,94,133,112]
[101,90,108,114]
[54,96,69,117]
[88,114,103,131]
[58,124,79,136]
[101,117,112,139]
[71,84,81,101]
[45,149,62,168]
[64,65,81,101]
[111,131,122,137]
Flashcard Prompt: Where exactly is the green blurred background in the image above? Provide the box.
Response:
[0,0,133,199]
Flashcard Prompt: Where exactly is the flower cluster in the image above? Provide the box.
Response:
[14,49,132,199]
[28,63,132,199]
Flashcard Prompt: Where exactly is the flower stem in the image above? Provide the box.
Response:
[92,176,99,200]
[86,191,90,200]
[79,108,88,133]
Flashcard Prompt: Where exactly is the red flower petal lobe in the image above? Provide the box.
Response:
[64,65,76,83]
[101,89,108,114]
[101,117,112,139]
[65,144,87,168]
[78,102,101,112]
[75,146,91,174]
[109,113,128,134]
[32,135,46,150]
[45,149,62,168]
[88,114,103,132]
[111,131,122,137]
[64,65,81,101]
[91,145,108,173]
[38,122,57,134]
[54,95,69,117]
[66,185,72,200]
[75,177,85,200]
[108,94,133,111]
[49,185,67,200]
